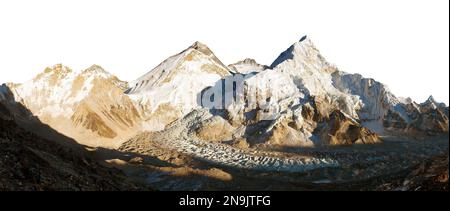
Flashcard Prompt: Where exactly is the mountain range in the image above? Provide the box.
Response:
[0,35,448,190]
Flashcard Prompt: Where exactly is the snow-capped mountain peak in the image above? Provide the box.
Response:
[267,36,364,118]
[423,95,437,109]
[270,35,327,70]
[228,58,269,74]
[189,41,213,55]
[127,41,231,95]
[125,42,233,131]
[8,64,126,118]
[425,95,437,104]
[421,95,447,110]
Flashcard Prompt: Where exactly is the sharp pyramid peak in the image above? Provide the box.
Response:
[183,41,229,69]
[426,95,436,103]
[187,41,215,56]
[299,35,308,42]
[190,41,208,48]
[422,95,438,106]
[419,95,447,110]
[295,35,316,47]
[127,41,231,95]
[270,35,320,68]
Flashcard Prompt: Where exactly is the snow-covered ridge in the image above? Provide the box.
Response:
[0,63,144,147]
[9,64,123,118]
[228,58,268,74]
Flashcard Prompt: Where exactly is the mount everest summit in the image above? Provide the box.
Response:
[0,36,448,190]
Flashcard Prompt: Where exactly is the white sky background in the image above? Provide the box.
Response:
[0,0,448,104]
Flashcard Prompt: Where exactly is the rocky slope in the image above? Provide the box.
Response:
[0,101,139,191]
[374,151,449,191]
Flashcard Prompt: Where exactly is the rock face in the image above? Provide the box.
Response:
[314,110,380,145]
[194,116,235,142]
[410,96,449,135]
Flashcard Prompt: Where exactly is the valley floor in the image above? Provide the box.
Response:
[92,133,449,191]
